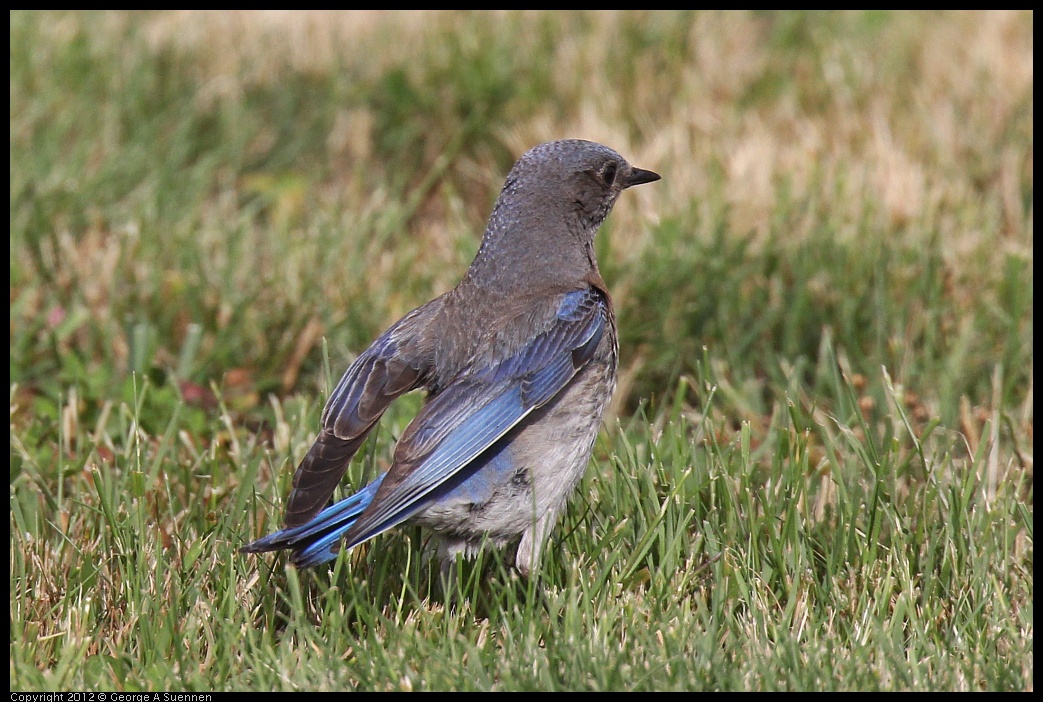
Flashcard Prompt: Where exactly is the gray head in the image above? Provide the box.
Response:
[467,139,660,292]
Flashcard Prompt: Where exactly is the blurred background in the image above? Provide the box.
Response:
[11,10,1032,431]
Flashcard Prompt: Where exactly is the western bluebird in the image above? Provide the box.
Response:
[241,139,660,576]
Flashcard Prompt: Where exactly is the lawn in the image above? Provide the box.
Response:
[10,10,1032,691]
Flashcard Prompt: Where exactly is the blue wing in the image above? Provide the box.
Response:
[339,287,610,550]
[241,287,611,567]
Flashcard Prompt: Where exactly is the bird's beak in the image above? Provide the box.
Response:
[623,167,661,188]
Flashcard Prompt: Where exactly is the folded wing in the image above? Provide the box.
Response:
[283,302,438,527]
[340,287,610,548]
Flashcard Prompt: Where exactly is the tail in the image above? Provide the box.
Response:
[241,474,385,568]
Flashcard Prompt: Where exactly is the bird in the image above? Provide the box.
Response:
[241,139,660,577]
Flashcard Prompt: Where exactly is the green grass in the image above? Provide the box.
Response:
[10,10,1032,691]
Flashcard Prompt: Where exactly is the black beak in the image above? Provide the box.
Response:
[623,167,661,188]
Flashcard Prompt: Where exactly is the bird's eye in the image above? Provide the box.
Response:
[602,161,617,186]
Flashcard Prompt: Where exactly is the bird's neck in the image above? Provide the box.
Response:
[462,205,601,296]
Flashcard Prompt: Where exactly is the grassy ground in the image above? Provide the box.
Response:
[10,10,1032,691]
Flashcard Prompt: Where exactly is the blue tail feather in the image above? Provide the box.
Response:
[241,474,385,567]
